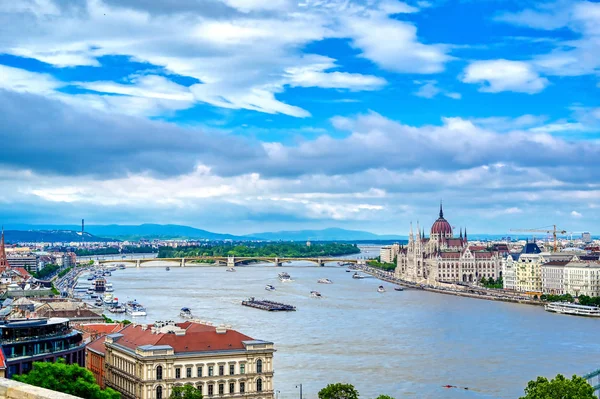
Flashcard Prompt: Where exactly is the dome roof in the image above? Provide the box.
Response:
[431,203,453,236]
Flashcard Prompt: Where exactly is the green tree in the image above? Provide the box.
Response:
[375,395,395,399]
[170,385,203,399]
[13,358,120,399]
[520,374,595,399]
[318,383,360,399]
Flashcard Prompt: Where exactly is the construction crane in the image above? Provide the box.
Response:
[510,225,567,253]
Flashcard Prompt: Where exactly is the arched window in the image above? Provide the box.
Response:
[156,386,163,399]
[156,366,163,380]
[256,359,262,373]
[256,378,263,392]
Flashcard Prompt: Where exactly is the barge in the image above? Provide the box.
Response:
[242,297,296,311]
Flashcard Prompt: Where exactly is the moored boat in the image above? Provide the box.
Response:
[352,272,365,279]
[109,305,126,314]
[318,278,333,284]
[126,300,147,317]
[544,302,600,317]
[103,293,115,305]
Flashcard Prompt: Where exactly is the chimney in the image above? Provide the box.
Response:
[216,325,227,334]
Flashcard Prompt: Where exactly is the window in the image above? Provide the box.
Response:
[240,382,245,393]
[208,366,214,376]
[197,385,203,395]
[176,368,181,379]
[187,367,192,378]
[229,364,234,375]
[156,386,163,399]
[229,382,235,393]
[197,366,203,377]
[240,364,245,374]
[257,378,263,392]
[219,383,224,395]
[156,366,163,381]
[219,365,224,376]
[208,384,214,396]
[256,359,263,373]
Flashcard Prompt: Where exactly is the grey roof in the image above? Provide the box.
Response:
[521,242,542,254]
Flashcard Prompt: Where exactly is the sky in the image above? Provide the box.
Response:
[0,0,599,235]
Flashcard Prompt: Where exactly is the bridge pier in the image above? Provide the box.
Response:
[357,259,366,266]
[181,258,185,267]
[227,256,235,268]
[317,258,324,267]
[274,257,281,267]
[136,259,140,268]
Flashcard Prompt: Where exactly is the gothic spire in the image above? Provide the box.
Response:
[459,228,463,239]
[464,227,468,242]
[439,200,444,218]
[409,221,414,241]
[0,226,8,270]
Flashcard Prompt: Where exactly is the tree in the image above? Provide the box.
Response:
[520,374,595,399]
[318,383,359,399]
[13,358,120,399]
[375,395,395,399]
[170,385,203,399]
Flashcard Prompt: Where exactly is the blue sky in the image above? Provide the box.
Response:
[0,0,599,235]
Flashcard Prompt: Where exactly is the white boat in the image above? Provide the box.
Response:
[352,272,365,279]
[377,285,386,293]
[180,307,193,318]
[126,300,147,317]
[318,278,333,284]
[265,285,276,291]
[278,272,292,282]
[544,302,600,317]
[103,293,115,305]
[226,267,236,272]
[310,291,322,298]
[109,305,126,314]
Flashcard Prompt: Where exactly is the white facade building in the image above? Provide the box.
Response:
[380,243,400,264]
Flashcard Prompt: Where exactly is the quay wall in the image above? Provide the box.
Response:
[0,379,81,399]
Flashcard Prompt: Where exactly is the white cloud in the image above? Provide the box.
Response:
[462,59,549,94]
[571,210,582,218]
[413,80,461,99]
[0,65,62,94]
[529,122,587,133]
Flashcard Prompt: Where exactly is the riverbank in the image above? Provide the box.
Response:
[350,264,543,307]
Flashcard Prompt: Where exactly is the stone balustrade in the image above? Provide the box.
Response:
[0,378,81,399]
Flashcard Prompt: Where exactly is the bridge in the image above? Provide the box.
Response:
[584,368,600,397]
[98,256,367,268]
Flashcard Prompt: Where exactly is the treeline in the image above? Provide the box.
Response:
[33,264,60,279]
[540,293,574,303]
[75,246,156,256]
[158,242,360,258]
[480,277,503,289]
[368,257,396,271]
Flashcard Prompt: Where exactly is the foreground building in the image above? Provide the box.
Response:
[87,320,275,399]
[0,318,85,378]
[380,244,400,264]
[395,204,502,285]
[542,260,600,297]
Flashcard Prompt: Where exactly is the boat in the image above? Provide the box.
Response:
[265,285,276,291]
[103,293,115,305]
[278,272,292,282]
[126,300,147,316]
[94,298,103,307]
[90,294,99,299]
[87,275,94,281]
[310,291,322,298]
[180,307,193,318]
[166,266,170,271]
[352,272,365,279]
[226,267,236,272]
[86,288,94,295]
[544,302,600,317]
[103,271,111,276]
[118,264,126,270]
[394,286,404,291]
[109,305,126,314]
[346,269,353,272]
[377,285,386,293]
[318,278,333,284]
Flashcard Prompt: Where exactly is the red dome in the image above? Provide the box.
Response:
[431,218,452,236]
[431,202,452,236]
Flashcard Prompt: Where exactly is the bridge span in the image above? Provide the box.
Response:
[98,256,367,268]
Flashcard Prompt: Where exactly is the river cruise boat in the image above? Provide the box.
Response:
[318,278,333,284]
[180,307,193,318]
[278,272,292,282]
[226,267,236,272]
[265,285,276,291]
[352,272,365,279]
[377,285,386,293]
[310,291,322,298]
[544,302,600,317]
[126,300,147,317]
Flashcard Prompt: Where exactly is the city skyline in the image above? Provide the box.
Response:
[1,0,599,234]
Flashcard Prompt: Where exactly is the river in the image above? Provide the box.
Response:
[85,247,600,399]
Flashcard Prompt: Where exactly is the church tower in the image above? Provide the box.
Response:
[0,227,10,272]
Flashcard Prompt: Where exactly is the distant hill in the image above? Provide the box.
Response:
[4,230,114,243]
[247,228,405,241]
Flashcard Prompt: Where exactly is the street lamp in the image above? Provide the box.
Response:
[295,384,302,399]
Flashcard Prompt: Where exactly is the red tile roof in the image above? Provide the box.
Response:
[112,322,254,354]
[13,267,31,279]
[79,323,123,335]
[446,239,463,247]
[87,336,107,356]
[474,252,493,259]
[440,252,461,258]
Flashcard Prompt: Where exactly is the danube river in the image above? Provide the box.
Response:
[96,250,599,399]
